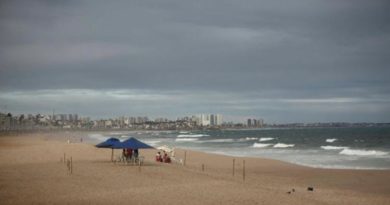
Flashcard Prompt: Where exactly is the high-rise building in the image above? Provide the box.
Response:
[247,118,264,127]
[210,114,223,126]
[199,114,210,126]
[215,114,222,125]
[247,119,252,127]
[210,114,216,125]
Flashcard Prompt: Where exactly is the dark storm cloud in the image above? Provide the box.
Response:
[0,0,389,122]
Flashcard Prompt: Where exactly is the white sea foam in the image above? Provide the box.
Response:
[120,135,131,138]
[204,139,235,143]
[179,131,190,134]
[143,140,161,146]
[175,138,198,142]
[321,146,348,150]
[273,143,295,148]
[245,137,258,140]
[177,134,209,138]
[326,138,337,143]
[109,132,124,135]
[87,133,107,142]
[339,149,388,156]
[252,143,273,148]
[259,137,274,142]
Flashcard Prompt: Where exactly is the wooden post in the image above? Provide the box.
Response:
[202,164,204,172]
[111,148,114,162]
[184,151,187,166]
[243,160,246,181]
[66,159,70,174]
[70,157,73,175]
[232,158,235,176]
[63,153,66,164]
[138,160,141,172]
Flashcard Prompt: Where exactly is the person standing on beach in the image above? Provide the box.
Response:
[126,148,133,160]
[134,149,139,158]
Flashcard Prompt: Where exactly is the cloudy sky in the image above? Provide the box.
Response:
[0,0,389,123]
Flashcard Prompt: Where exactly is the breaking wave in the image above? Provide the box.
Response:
[339,149,388,156]
[259,137,274,142]
[326,138,337,143]
[321,146,348,150]
[273,143,295,148]
[203,139,235,143]
[179,131,189,134]
[177,134,209,138]
[87,133,107,142]
[175,138,198,142]
[143,140,161,146]
[252,143,273,148]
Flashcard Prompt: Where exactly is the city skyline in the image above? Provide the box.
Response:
[1,1,389,123]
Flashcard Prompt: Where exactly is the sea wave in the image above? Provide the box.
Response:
[321,146,348,150]
[273,143,295,148]
[87,133,107,142]
[339,149,388,156]
[339,149,389,156]
[109,132,125,135]
[120,135,131,138]
[203,139,235,143]
[179,131,190,134]
[175,138,198,142]
[245,137,258,140]
[259,137,274,142]
[252,143,273,148]
[326,138,337,143]
[143,140,161,146]
[177,134,209,138]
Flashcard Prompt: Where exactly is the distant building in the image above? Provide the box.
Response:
[247,119,252,127]
[247,118,264,127]
[199,114,210,126]
[210,114,223,126]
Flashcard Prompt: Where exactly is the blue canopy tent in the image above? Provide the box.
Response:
[111,137,154,149]
[95,137,120,161]
[96,137,120,148]
[111,137,154,163]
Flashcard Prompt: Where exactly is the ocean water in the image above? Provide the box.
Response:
[88,127,390,170]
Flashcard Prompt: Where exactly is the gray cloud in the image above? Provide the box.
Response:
[0,0,389,122]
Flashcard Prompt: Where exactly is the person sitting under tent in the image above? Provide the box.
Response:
[162,151,171,163]
[156,151,162,162]
[126,148,133,160]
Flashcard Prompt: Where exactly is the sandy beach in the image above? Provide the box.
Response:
[1,132,389,205]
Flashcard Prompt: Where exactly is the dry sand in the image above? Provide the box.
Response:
[0,132,389,205]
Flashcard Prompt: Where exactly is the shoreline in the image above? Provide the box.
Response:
[2,130,389,171]
[0,132,390,204]
[83,131,390,171]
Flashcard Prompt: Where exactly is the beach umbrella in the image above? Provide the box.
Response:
[95,137,120,161]
[111,137,154,149]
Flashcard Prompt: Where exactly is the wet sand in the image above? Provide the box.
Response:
[0,132,389,204]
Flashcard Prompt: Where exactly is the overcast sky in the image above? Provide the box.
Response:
[0,0,389,123]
